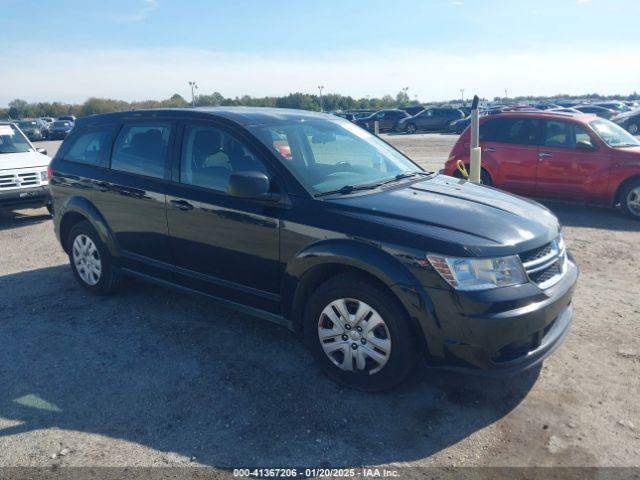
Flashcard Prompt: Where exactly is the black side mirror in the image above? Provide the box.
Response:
[575,140,595,151]
[227,171,279,201]
[36,148,48,155]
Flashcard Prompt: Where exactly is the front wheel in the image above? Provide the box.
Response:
[405,123,417,134]
[620,180,640,220]
[303,274,417,391]
[627,123,639,135]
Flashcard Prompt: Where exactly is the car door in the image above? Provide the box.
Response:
[416,109,435,130]
[479,117,541,196]
[90,120,174,276]
[536,119,611,202]
[166,121,281,313]
[380,111,395,131]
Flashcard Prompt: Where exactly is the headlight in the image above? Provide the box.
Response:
[427,254,527,291]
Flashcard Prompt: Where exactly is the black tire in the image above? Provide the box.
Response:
[619,179,640,220]
[303,273,417,391]
[67,220,121,294]
[452,168,493,186]
[405,123,417,134]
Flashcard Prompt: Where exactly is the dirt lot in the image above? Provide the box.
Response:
[0,135,638,472]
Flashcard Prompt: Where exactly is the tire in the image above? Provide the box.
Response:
[67,220,121,294]
[453,168,493,186]
[628,123,639,135]
[303,273,417,391]
[405,123,417,134]
[619,179,640,220]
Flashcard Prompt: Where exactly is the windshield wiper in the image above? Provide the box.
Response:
[380,171,433,185]
[314,183,382,197]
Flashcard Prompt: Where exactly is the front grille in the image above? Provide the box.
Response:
[0,171,44,190]
[519,236,566,289]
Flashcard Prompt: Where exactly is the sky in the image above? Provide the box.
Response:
[1,0,638,106]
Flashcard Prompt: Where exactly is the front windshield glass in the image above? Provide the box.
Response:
[18,120,38,128]
[52,121,70,128]
[0,124,32,154]
[590,119,640,147]
[248,118,423,195]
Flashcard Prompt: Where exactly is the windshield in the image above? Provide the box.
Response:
[0,124,32,154]
[248,118,423,195]
[18,120,37,128]
[590,119,640,147]
[52,121,71,128]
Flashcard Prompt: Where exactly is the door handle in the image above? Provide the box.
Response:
[170,199,194,211]
[484,147,496,152]
[538,153,552,158]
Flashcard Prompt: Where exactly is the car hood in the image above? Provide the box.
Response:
[0,150,50,170]
[329,175,560,257]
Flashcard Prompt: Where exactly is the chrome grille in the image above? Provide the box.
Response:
[519,235,566,289]
[0,170,45,190]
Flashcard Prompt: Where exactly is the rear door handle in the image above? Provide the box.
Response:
[538,153,552,158]
[170,199,194,211]
[484,147,496,152]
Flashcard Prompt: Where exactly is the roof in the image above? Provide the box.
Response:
[484,110,596,121]
[76,107,334,128]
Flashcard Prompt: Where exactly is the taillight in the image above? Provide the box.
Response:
[47,166,54,182]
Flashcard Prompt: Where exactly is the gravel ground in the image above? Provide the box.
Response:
[0,136,638,471]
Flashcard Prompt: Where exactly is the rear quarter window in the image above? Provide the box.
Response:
[62,126,116,166]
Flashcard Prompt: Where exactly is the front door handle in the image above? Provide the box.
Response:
[170,199,194,211]
[538,153,552,158]
[484,147,496,152]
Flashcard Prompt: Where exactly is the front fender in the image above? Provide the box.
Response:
[56,195,120,259]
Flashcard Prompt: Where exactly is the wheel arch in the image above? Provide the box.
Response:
[281,239,431,353]
[58,196,119,258]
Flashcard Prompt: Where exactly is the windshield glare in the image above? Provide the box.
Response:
[590,119,640,147]
[249,118,422,194]
[0,124,32,154]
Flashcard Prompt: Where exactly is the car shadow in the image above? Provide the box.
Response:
[541,200,640,232]
[0,209,51,232]
[0,265,539,467]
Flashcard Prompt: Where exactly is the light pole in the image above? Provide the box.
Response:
[460,88,465,104]
[318,85,325,112]
[504,89,508,101]
[189,81,198,106]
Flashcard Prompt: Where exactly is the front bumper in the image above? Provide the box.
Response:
[0,186,51,209]
[405,256,578,374]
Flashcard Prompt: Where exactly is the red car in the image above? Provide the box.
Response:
[444,111,640,219]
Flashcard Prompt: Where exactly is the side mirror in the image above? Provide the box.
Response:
[36,148,48,155]
[575,140,595,151]
[227,171,279,201]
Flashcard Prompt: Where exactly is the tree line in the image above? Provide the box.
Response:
[1,90,638,120]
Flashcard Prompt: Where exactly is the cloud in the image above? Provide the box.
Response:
[2,45,639,105]
[110,0,158,23]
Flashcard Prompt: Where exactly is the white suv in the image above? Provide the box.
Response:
[0,122,52,213]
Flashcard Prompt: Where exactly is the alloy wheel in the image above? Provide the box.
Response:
[317,298,392,374]
[72,234,102,286]
[628,123,639,135]
[626,186,640,217]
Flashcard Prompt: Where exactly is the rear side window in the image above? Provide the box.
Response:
[480,118,540,145]
[64,127,114,166]
[110,124,171,179]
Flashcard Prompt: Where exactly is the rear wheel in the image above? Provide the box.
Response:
[620,179,640,220]
[303,274,416,391]
[405,123,417,134]
[67,221,121,294]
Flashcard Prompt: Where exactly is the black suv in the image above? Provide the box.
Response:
[398,107,466,134]
[49,107,577,391]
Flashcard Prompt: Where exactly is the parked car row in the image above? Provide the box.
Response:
[7,115,76,141]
